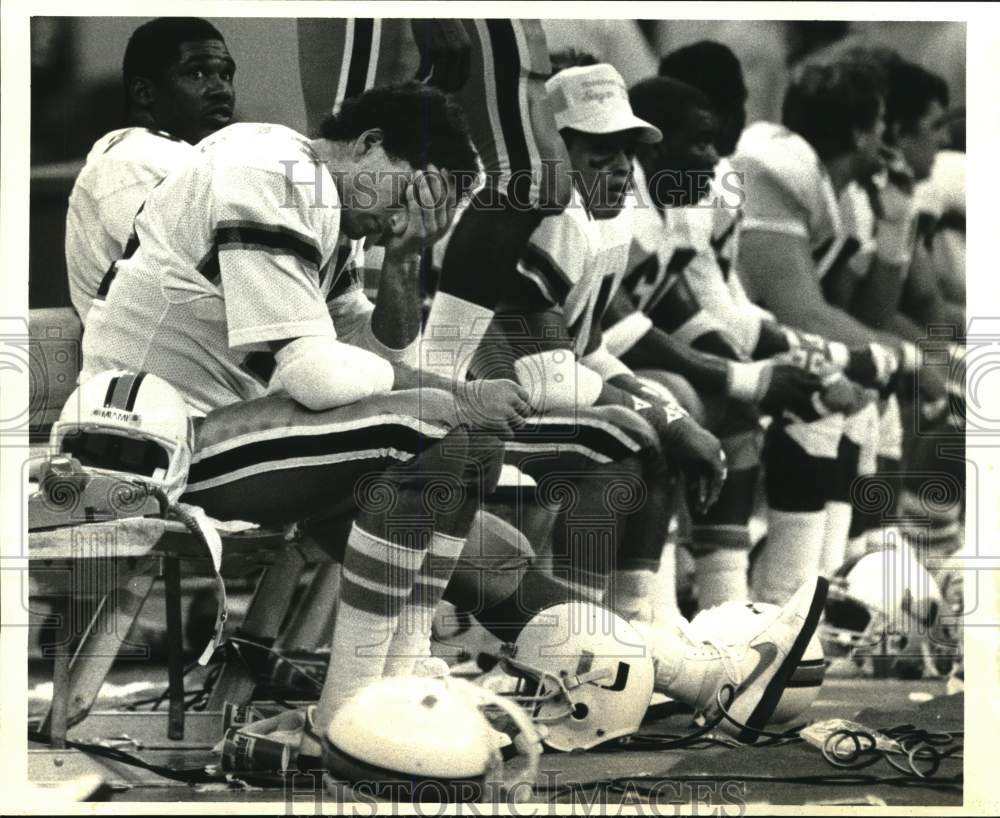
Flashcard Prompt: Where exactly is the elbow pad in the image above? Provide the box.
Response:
[513,350,603,412]
[604,312,653,357]
[270,336,394,411]
[580,342,632,381]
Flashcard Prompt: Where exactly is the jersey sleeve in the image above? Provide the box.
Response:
[211,162,335,351]
[516,208,589,307]
[731,125,834,241]
[732,156,812,239]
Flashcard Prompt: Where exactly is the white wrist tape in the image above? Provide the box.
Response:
[603,312,654,357]
[782,327,802,350]
[580,341,632,381]
[270,336,394,411]
[727,360,771,402]
[869,342,900,384]
[827,341,851,370]
[899,340,919,373]
[513,350,603,412]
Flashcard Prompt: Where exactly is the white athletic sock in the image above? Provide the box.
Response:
[383,532,466,677]
[609,569,655,623]
[752,509,826,604]
[316,524,426,730]
[694,549,751,609]
[820,501,853,576]
[655,542,681,622]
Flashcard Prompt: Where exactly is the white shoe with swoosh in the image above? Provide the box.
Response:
[637,577,829,744]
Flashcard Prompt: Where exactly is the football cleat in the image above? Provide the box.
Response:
[691,600,826,725]
[637,576,828,743]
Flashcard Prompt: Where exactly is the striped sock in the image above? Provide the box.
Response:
[383,532,466,676]
[316,523,426,726]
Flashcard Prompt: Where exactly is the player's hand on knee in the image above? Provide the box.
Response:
[454,378,532,437]
[729,357,823,418]
[384,165,457,261]
[760,363,825,418]
[818,374,878,417]
[411,19,472,92]
[660,416,727,513]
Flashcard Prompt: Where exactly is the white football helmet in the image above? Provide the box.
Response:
[49,370,193,504]
[497,602,655,752]
[821,542,943,675]
[692,601,825,724]
[324,675,541,804]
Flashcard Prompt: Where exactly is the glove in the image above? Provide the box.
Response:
[818,373,878,417]
[658,416,728,514]
[836,342,901,396]
[728,358,825,418]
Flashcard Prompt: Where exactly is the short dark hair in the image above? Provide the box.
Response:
[629,75,714,136]
[782,60,884,161]
[123,17,225,92]
[659,40,747,110]
[549,49,600,75]
[319,82,479,198]
[884,59,949,137]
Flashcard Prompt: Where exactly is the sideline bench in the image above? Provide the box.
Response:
[27,308,337,747]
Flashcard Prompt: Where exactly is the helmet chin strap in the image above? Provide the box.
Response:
[460,682,543,805]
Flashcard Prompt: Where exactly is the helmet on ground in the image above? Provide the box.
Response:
[821,542,942,677]
[323,675,541,803]
[499,602,655,752]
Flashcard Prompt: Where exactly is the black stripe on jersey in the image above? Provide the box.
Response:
[645,247,697,316]
[103,376,120,408]
[197,248,221,285]
[711,218,738,255]
[96,266,117,298]
[591,275,618,327]
[487,20,532,203]
[344,19,375,99]
[622,254,660,299]
[520,244,572,305]
[123,372,147,411]
[811,237,835,265]
[188,422,439,484]
[938,210,965,234]
[98,228,143,297]
[322,244,355,296]
[649,271,701,334]
[215,222,323,270]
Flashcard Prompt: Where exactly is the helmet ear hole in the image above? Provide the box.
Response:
[571,702,589,721]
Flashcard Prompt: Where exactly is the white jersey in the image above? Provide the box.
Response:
[509,187,633,356]
[83,123,368,415]
[66,128,195,324]
[728,122,860,284]
[619,162,759,357]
